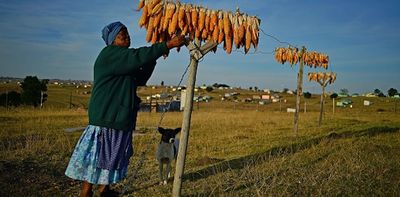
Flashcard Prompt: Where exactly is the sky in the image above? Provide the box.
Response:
[0,0,399,94]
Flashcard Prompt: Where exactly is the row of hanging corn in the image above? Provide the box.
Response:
[308,72,336,84]
[275,47,329,69]
[137,0,261,54]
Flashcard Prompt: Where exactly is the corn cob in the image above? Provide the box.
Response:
[146,16,154,42]
[137,0,145,11]
[198,7,206,32]
[209,10,217,32]
[139,4,149,27]
[151,2,163,16]
[245,22,251,54]
[204,9,211,33]
[191,7,198,28]
[168,5,179,36]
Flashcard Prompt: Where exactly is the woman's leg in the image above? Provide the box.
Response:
[80,181,93,197]
[98,184,109,194]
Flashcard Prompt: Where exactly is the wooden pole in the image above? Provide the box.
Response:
[294,46,305,134]
[319,85,325,126]
[69,91,72,109]
[173,40,217,197]
[173,52,198,197]
[332,97,335,115]
[5,88,8,111]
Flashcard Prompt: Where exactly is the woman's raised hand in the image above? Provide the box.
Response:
[166,35,186,49]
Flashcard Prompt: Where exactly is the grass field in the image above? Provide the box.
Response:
[0,84,399,196]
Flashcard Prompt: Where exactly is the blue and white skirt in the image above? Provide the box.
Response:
[65,125,133,185]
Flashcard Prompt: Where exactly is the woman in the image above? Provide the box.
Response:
[65,21,185,197]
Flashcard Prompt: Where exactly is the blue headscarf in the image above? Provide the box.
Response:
[101,21,126,45]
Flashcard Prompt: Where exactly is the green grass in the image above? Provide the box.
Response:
[0,84,399,196]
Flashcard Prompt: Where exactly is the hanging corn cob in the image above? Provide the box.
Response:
[275,46,330,69]
[307,72,337,84]
[136,0,261,55]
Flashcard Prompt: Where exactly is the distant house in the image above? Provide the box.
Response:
[287,108,296,113]
[252,95,261,100]
[244,98,253,102]
[263,89,271,94]
[261,95,270,100]
[365,93,377,97]
[363,100,373,106]
[286,90,295,95]
[272,98,280,103]
[338,93,349,97]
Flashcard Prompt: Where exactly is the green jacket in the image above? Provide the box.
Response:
[88,42,169,130]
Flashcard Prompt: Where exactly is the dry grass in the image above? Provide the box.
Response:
[0,85,400,196]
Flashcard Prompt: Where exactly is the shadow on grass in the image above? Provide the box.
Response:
[183,126,399,182]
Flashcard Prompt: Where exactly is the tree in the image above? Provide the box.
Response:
[20,76,49,107]
[282,88,289,93]
[161,81,164,86]
[340,88,349,95]
[374,89,382,95]
[249,87,253,91]
[0,91,22,107]
[254,86,258,92]
[303,92,312,99]
[205,86,214,92]
[330,93,338,99]
[388,88,398,97]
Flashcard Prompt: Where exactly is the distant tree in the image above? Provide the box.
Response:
[249,87,253,91]
[283,88,289,93]
[20,76,48,107]
[0,91,22,107]
[340,88,349,95]
[374,89,382,95]
[378,92,386,97]
[205,86,214,92]
[161,81,164,86]
[9,91,22,107]
[330,93,338,99]
[254,86,258,92]
[303,92,312,99]
[388,88,398,97]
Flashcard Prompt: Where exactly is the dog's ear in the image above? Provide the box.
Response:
[158,127,165,134]
[174,127,181,135]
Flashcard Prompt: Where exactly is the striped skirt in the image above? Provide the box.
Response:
[65,125,133,185]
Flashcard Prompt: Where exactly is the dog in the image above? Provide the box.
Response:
[156,127,181,185]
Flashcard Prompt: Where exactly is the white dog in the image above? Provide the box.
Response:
[156,127,181,185]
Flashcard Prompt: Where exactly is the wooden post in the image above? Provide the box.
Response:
[332,97,335,115]
[173,40,217,197]
[319,86,325,126]
[294,46,305,134]
[69,91,72,109]
[5,89,8,111]
[304,101,307,113]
